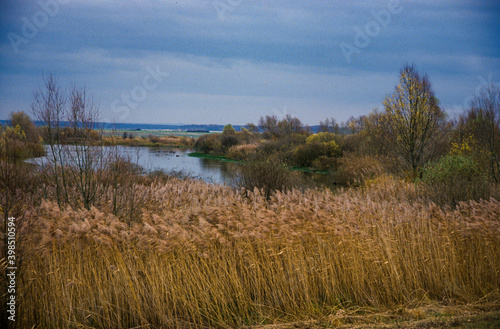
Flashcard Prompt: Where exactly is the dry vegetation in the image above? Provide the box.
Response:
[7,176,500,328]
[101,134,195,148]
[2,71,499,328]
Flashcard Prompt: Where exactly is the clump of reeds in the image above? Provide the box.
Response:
[11,176,500,328]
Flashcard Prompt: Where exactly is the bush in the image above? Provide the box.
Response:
[0,124,45,159]
[221,134,238,151]
[10,111,41,144]
[148,135,161,144]
[256,133,307,162]
[305,132,337,144]
[226,144,258,160]
[311,156,338,171]
[419,155,490,207]
[194,133,223,154]
[291,141,341,168]
[235,128,258,144]
[231,157,300,199]
[334,153,387,186]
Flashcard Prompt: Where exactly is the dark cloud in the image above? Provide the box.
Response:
[0,0,498,124]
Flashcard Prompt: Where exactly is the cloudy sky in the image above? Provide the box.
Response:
[0,0,499,125]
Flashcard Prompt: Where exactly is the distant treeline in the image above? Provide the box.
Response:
[0,120,329,133]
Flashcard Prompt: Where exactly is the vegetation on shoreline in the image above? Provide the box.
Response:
[192,65,499,208]
[101,133,194,148]
[0,66,499,327]
[0,111,45,160]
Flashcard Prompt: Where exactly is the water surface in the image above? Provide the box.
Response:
[28,145,237,185]
[28,145,334,188]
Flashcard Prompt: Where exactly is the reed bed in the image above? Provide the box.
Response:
[12,176,500,328]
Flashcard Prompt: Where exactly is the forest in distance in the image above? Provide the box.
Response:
[1,64,500,328]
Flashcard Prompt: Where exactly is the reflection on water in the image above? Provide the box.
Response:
[28,145,238,185]
[125,147,238,184]
[28,145,334,188]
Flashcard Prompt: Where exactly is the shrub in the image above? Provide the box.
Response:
[419,155,490,207]
[341,133,364,154]
[231,157,300,199]
[291,141,341,168]
[311,155,338,171]
[236,128,258,144]
[256,133,307,162]
[194,133,223,154]
[0,124,44,159]
[226,143,258,160]
[10,111,41,144]
[221,134,238,151]
[195,132,253,155]
[334,153,387,186]
[305,132,337,144]
[148,135,161,144]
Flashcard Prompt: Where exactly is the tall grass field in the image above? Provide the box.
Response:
[6,175,499,328]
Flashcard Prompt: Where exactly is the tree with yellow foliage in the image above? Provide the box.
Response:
[383,64,446,174]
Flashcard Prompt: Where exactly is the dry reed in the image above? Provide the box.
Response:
[9,176,500,328]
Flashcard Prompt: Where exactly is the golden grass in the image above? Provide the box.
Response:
[101,135,194,147]
[11,176,500,328]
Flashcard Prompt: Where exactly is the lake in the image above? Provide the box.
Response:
[118,146,237,184]
[28,145,333,188]
[27,145,238,185]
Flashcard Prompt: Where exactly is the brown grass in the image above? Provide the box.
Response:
[9,176,500,328]
[101,135,194,147]
[334,153,390,186]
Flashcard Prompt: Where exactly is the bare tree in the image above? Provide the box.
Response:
[31,74,69,208]
[31,75,105,210]
[245,123,259,134]
[278,114,304,135]
[259,114,305,139]
[65,85,104,210]
[259,115,280,139]
[319,117,340,134]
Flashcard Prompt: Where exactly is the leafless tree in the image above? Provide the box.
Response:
[32,75,106,210]
[277,114,304,135]
[31,74,69,208]
[259,115,280,139]
[319,117,340,134]
[65,85,104,210]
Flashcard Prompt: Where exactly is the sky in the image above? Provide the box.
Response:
[0,0,499,126]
